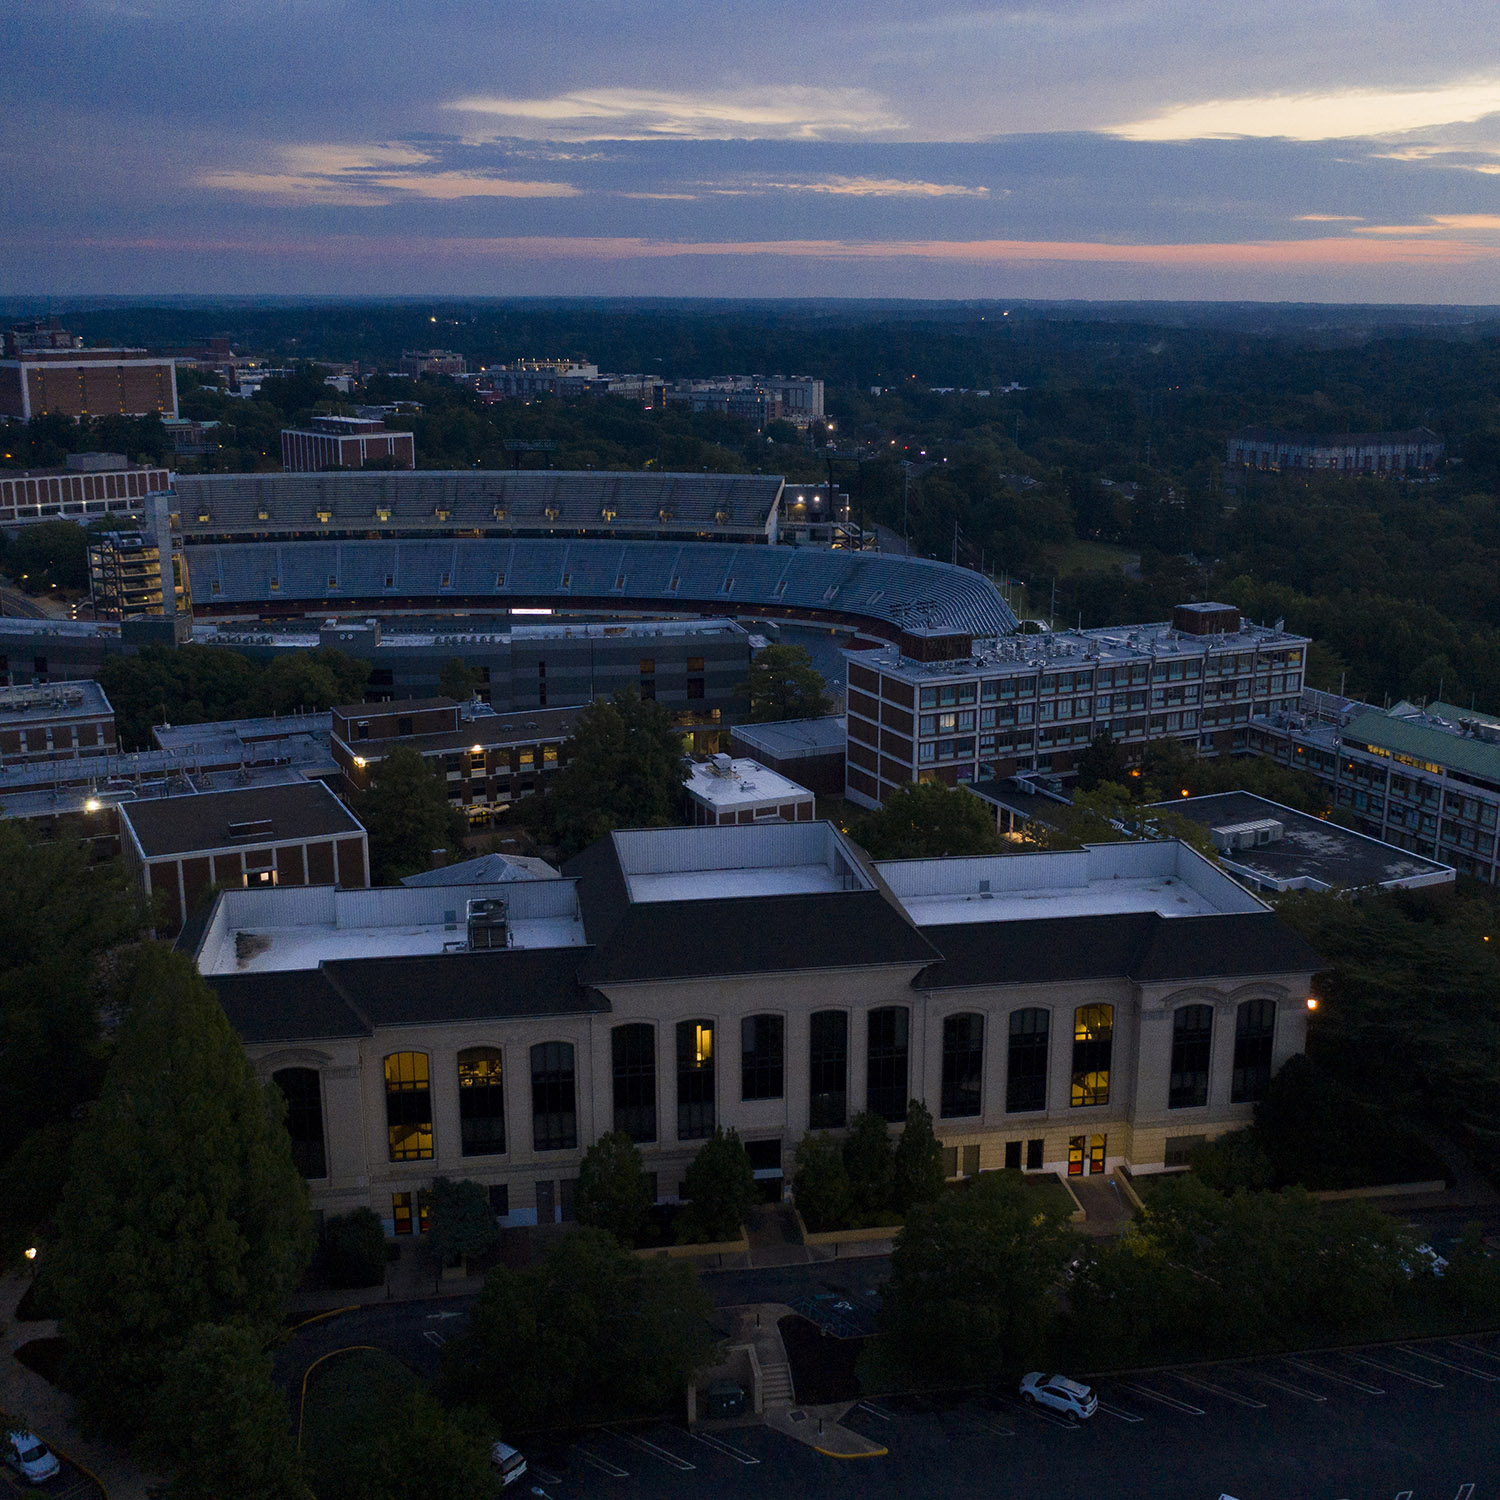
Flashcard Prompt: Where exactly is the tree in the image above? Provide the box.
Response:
[424,1177,500,1270]
[358,745,468,883]
[791,1132,854,1234]
[745,644,833,722]
[4,520,89,593]
[576,1132,651,1244]
[880,1171,1078,1384]
[438,656,483,701]
[442,1228,716,1429]
[849,779,1002,859]
[50,946,314,1437]
[152,1324,303,1500]
[256,646,370,715]
[892,1099,946,1215]
[322,1207,388,1289]
[842,1112,896,1224]
[678,1127,757,1243]
[537,690,688,858]
[1075,730,1128,791]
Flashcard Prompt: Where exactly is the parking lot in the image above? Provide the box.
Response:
[515,1334,1500,1500]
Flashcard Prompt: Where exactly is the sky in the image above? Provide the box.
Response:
[5,0,1500,301]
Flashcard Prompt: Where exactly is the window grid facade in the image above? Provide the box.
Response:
[676,1020,715,1140]
[1168,1005,1214,1110]
[866,1006,910,1122]
[384,1051,433,1161]
[940,1013,984,1119]
[1006,1008,1049,1113]
[457,1046,506,1156]
[1071,1005,1114,1108]
[741,1014,784,1101]
[808,1010,848,1129]
[530,1041,578,1151]
[1231,999,1277,1103]
[273,1067,327,1179]
[611,1023,658,1143]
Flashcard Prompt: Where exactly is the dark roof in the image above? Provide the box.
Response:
[1231,427,1442,445]
[914,910,1320,989]
[208,947,604,1043]
[564,835,940,982]
[120,780,363,858]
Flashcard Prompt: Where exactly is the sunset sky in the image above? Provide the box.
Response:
[6,0,1500,299]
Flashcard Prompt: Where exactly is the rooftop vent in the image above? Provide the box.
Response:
[467,896,510,950]
[227,818,275,841]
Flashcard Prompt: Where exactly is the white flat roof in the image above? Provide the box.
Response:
[197,881,585,974]
[876,841,1267,927]
[628,863,841,904]
[686,757,815,811]
[613,823,872,903]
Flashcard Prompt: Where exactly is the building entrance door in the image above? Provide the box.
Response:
[1089,1134,1107,1175]
[535,1179,555,1225]
[1067,1136,1084,1176]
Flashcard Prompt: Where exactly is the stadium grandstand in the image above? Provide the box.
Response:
[172,471,785,545]
[185,537,1018,641]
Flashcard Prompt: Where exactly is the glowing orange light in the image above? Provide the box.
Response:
[1306,997,1319,1011]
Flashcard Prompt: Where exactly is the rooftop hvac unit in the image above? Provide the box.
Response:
[466,896,510,950]
[1210,818,1284,852]
[712,751,734,773]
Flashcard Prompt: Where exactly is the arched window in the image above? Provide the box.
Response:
[612,1024,657,1143]
[866,1007,910,1122]
[808,1010,848,1129]
[273,1067,326,1179]
[676,1020,715,1140]
[530,1042,577,1151]
[457,1047,505,1156]
[1006,1008,1049,1113]
[384,1052,432,1161]
[1232,999,1276,1103]
[1071,1005,1113,1108]
[1168,1005,1213,1110]
[741,1014,784,1101]
[941,1013,984,1118]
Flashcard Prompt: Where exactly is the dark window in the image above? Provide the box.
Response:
[273,1067,326,1179]
[487,1184,509,1216]
[1006,1008,1049,1113]
[866,1007,909,1122]
[612,1024,657,1142]
[1165,1135,1205,1169]
[530,1042,577,1151]
[676,1020,715,1140]
[1071,1005,1113,1107]
[1026,1138,1044,1170]
[687,677,705,700]
[1168,1005,1214,1110]
[941,1013,984,1118]
[1231,999,1277,1103]
[808,1010,848,1128]
[1004,1139,1022,1170]
[640,680,655,701]
[397,717,413,736]
[457,1047,505,1155]
[741,1014,784,1100]
[384,1052,432,1161]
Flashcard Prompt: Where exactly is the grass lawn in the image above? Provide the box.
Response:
[300,1347,420,1487]
[1019,1170,1081,1219]
[1038,539,1140,578]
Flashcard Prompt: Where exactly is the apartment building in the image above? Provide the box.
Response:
[845,603,1310,808]
[280,416,415,472]
[1226,427,1443,476]
[0,322,178,421]
[191,823,1318,1232]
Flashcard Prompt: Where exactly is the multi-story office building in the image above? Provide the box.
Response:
[0,454,171,527]
[191,823,1318,1230]
[398,349,466,377]
[0,680,116,764]
[1250,692,1500,883]
[331,698,578,824]
[845,603,1310,808]
[1226,427,1443,476]
[0,321,178,421]
[280,416,415,472]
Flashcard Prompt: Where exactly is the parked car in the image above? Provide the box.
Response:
[1019,1372,1098,1420]
[1399,1242,1450,1278]
[4,1429,60,1485]
[490,1440,528,1487]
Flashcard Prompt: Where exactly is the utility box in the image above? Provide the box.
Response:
[704,1380,748,1420]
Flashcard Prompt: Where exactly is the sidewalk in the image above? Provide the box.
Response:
[0,1274,154,1500]
[1070,1175,1136,1237]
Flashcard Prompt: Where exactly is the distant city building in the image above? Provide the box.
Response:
[0,455,171,527]
[475,360,664,404]
[0,680,116,763]
[1226,427,1443,476]
[845,603,1310,808]
[0,321,178,421]
[663,376,824,429]
[119,779,368,931]
[161,417,221,457]
[685,754,816,826]
[280,415,415,472]
[729,715,847,796]
[331,697,579,825]
[398,349,466,377]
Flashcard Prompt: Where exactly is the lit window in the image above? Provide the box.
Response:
[385,1052,433,1161]
[1071,1005,1113,1107]
[677,1020,715,1139]
[457,1047,505,1156]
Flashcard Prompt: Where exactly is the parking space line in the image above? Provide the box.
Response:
[996,1394,1080,1429]
[1394,1490,1412,1499]
[608,1430,696,1470]
[959,1409,1016,1437]
[530,1465,562,1485]
[1453,1484,1475,1499]
[855,1401,894,1421]
[1344,1353,1443,1389]
[421,1329,446,1348]
[1450,1339,1500,1365]
[689,1430,761,1465]
[1095,1400,1146,1423]
[1171,1372,1268,1409]
[1119,1383,1205,1415]
[1243,1369,1327,1402]
[1284,1358,1384,1395]
[1399,1346,1500,1381]
[576,1448,630,1477]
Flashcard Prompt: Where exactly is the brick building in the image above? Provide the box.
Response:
[0,322,178,421]
[280,416,415,472]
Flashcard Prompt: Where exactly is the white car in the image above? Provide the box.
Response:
[4,1429,60,1486]
[1019,1371,1098,1420]
[490,1440,528,1487]
[1399,1242,1450,1279]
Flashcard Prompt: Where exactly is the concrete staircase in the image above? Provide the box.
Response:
[760,1359,795,1407]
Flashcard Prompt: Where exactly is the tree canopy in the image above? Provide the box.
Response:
[357,745,468,884]
[744,644,833,723]
[50,946,314,1436]
[848,779,1002,859]
[575,1131,652,1244]
[678,1127,757,1244]
[525,689,688,858]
